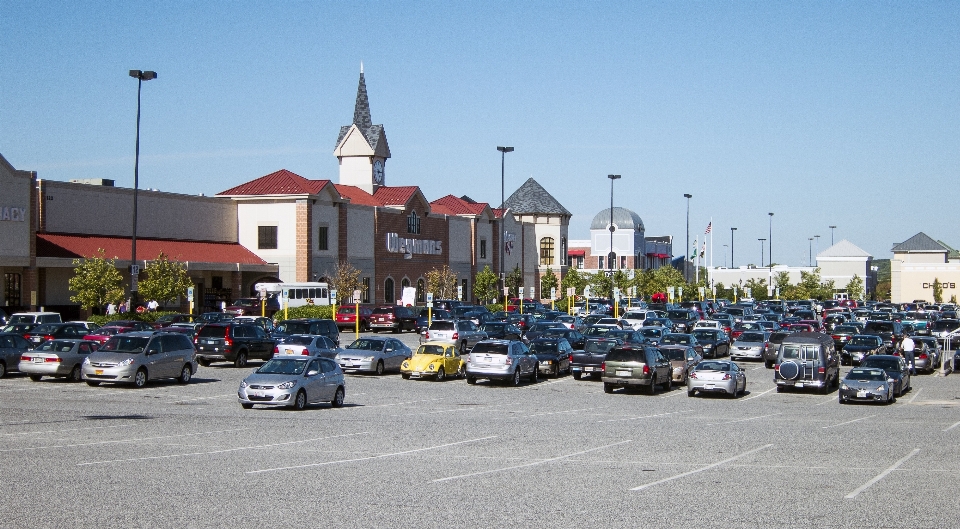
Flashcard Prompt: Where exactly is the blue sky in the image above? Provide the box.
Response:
[2,1,957,265]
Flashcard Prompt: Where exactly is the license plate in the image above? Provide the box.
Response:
[95,369,103,375]
[33,357,43,363]
[253,392,264,398]
[412,372,421,376]
[857,390,868,398]
[584,367,594,372]
[704,384,715,389]
[795,383,804,388]
[615,370,631,377]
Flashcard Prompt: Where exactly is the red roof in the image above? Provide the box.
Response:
[37,233,268,265]
[373,186,419,206]
[217,169,331,196]
[567,249,586,256]
[430,195,489,216]
[492,207,505,218]
[334,184,381,206]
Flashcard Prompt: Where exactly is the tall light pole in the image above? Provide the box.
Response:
[129,69,157,306]
[497,146,513,300]
[814,235,821,263]
[758,238,766,267]
[768,212,773,266]
[683,194,692,282]
[608,175,621,300]
[730,227,737,268]
[808,237,814,266]
[829,225,837,246]
[722,244,728,267]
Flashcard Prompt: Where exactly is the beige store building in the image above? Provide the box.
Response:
[890,232,960,304]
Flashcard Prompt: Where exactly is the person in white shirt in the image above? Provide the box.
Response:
[901,334,916,375]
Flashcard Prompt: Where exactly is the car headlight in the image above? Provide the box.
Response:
[117,358,134,367]
[364,356,375,361]
[543,360,552,364]
[428,363,435,371]
[277,380,297,390]
[402,361,409,368]
[239,380,247,388]
[840,384,848,390]
[876,385,885,391]
[83,357,90,366]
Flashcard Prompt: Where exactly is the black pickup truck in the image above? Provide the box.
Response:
[571,337,624,380]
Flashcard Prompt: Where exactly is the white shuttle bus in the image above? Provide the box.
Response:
[255,282,331,307]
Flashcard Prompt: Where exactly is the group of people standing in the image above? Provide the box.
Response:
[106,299,160,315]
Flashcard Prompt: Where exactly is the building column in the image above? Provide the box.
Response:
[231,270,243,300]
[295,199,313,282]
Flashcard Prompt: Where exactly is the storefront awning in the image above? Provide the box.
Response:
[567,249,586,256]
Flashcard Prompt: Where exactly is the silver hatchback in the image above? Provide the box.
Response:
[82,332,198,388]
[239,356,345,410]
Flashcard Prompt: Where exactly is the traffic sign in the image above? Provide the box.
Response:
[518,287,524,298]
[281,288,289,300]
[426,292,434,303]
[550,287,556,300]
[353,289,362,304]
[187,287,194,301]
[457,285,463,300]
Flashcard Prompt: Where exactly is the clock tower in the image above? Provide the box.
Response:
[334,64,391,194]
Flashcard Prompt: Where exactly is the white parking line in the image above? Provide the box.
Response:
[739,387,775,402]
[363,398,441,408]
[907,388,923,404]
[0,424,133,437]
[815,395,837,406]
[661,390,687,399]
[943,420,960,432]
[433,440,632,482]
[599,410,691,423]
[822,415,876,429]
[706,413,781,427]
[168,393,235,403]
[844,448,920,499]
[631,444,774,491]
[78,431,369,466]
[520,406,607,418]
[246,436,496,474]
[0,428,247,452]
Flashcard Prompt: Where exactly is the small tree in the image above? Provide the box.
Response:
[425,265,458,300]
[473,265,498,304]
[846,274,865,301]
[68,249,126,313]
[933,278,944,304]
[540,267,559,300]
[505,265,523,298]
[328,261,364,300]
[137,252,193,307]
[561,267,589,297]
[588,271,612,298]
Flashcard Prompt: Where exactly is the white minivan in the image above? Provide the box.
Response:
[619,310,653,330]
[9,312,62,324]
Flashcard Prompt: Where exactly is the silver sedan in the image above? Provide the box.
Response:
[275,334,339,359]
[19,339,99,382]
[687,360,747,398]
[729,331,769,361]
[336,337,411,375]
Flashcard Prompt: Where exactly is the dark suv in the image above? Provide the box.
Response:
[774,332,839,393]
[665,309,700,333]
[273,319,340,346]
[195,323,277,367]
[369,306,418,333]
[862,320,904,350]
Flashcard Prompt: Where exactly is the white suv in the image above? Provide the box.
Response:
[619,310,653,330]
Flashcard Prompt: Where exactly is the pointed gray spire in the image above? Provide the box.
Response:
[353,68,373,131]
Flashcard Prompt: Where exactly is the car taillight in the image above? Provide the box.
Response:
[722,373,731,380]
[601,361,606,371]
[44,357,61,363]
[424,331,430,339]
[20,355,30,361]
[302,350,309,355]
[43,335,55,342]
[818,366,825,374]
[452,332,459,340]
[568,354,573,363]
[919,353,928,359]
[22,335,31,340]
[643,365,650,374]
[224,329,233,347]
[774,364,780,371]
[505,356,513,365]
[690,372,697,379]
[273,346,279,354]
[832,335,840,340]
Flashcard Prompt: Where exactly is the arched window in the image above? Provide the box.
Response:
[416,279,425,303]
[384,278,395,304]
[540,237,555,265]
[401,278,410,290]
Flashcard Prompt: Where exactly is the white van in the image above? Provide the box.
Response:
[619,310,654,330]
[9,312,62,324]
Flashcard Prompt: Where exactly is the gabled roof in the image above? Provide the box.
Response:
[334,184,381,207]
[217,169,331,196]
[430,194,490,216]
[374,186,420,207]
[37,233,268,265]
[817,239,872,259]
[891,232,948,253]
[502,178,571,216]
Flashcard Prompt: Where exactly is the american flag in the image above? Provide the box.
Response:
[705,222,712,234]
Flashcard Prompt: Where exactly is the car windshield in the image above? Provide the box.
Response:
[667,310,693,320]
[347,339,384,351]
[531,323,560,331]
[849,336,879,346]
[865,322,894,333]
[481,323,505,331]
[584,340,618,353]
[100,336,150,353]
[372,308,394,315]
[257,358,308,375]
[529,342,559,353]
[691,330,716,341]
[863,358,900,371]
[932,321,960,332]
[738,332,765,343]
[640,328,663,338]
[834,326,859,333]
[605,348,645,362]
[232,299,259,307]
[32,324,61,334]
[282,336,314,346]
[416,344,448,356]
[583,326,611,337]
[662,349,687,361]
[430,321,455,331]
[93,327,123,336]
[337,307,356,315]
[661,334,690,345]
[557,316,575,323]
[37,340,75,352]
[696,361,730,371]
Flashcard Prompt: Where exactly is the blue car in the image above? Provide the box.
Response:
[415,308,452,333]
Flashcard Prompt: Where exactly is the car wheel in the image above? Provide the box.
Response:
[458,364,466,378]
[553,364,560,378]
[573,371,582,380]
[647,381,656,395]
[293,390,307,410]
[234,351,248,368]
[603,382,614,394]
[764,360,773,369]
[69,365,83,382]
[375,361,385,376]
[331,387,345,408]
[839,395,846,404]
[401,373,410,380]
[687,388,696,397]
[890,394,897,404]
[530,365,539,383]
[133,368,148,388]
[86,380,100,387]
[466,376,477,385]
[241,402,254,409]
[0,362,5,378]
[511,369,521,386]
[29,374,42,382]
[177,365,192,384]
[197,358,210,367]
[436,367,446,382]
[460,341,468,354]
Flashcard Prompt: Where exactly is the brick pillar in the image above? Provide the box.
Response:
[295,199,313,282]
[27,172,38,310]
[231,271,243,300]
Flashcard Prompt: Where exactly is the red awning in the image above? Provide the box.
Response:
[567,249,586,256]
[647,252,670,259]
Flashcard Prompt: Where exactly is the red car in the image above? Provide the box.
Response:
[335,305,374,331]
[85,321,157,344]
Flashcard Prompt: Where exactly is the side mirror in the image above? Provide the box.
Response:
[146,348,160,355]
[306,369,319,377]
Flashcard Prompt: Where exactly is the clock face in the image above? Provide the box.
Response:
[373,160,384,184]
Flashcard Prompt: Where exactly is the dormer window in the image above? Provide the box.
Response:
[407,211,421,234]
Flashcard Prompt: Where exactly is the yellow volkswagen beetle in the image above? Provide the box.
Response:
[401,341,464,381]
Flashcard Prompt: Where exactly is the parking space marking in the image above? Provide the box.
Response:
[519,406,607,418]
[362,398,441,408]
[599,410,691,423]
[815,395,837,406]
[907,388,923,404]
[739,387,775,402]
[630,444,774,491]
[0,424,133,437]
[661,390,687,399]
[706,413,781,426]
[943,420,960,432]
[246,435,497,474]
[844,448,920,499]
[0,428,247,452]
[822,415,877,429]
[78,431,369,466]
[168,393,235,403]
[433,440,632,483]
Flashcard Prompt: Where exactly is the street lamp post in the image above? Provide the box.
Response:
[815,235,821,261]
[730,227,737,268]
[829,225,837,246]
[497,146,513,301]
[768,212,773,266]
[722,244,728,267]
[129,69,157,306]
[809,237,814,266]
[683,194,692,282]
[608,175,621,301]
[758,238,766,267]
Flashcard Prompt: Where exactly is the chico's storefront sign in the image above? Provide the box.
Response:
[0,206,26,222]
[386,233,442,257]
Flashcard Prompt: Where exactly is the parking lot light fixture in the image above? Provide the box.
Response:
[129,69,157,306]
[730,227,737,268]
[497,146,513,300]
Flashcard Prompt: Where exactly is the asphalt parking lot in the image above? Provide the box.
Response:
[3,330,960,528]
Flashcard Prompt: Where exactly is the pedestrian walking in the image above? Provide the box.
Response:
[119,301,127,314]
[106,302,116,315]
[901,334,916,375]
